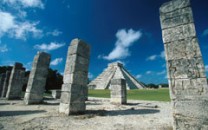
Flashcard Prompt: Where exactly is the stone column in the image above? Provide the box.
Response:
[59,38,90,115]
[1,71,11,97]
[24,52,51,104]
[160,0,208,129]
[0,73,6,97]
[6,63,25,100]
[110,78,127,104]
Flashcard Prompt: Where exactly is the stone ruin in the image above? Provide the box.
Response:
[0,73,6,97]
[88,62,145,89]
[1,71,11,98]
[51,90,61,99]
[110,78,127,104]
[24,52,51,105]
[59,38,90,115]
[6,63,25,100]
[160,0,208,129]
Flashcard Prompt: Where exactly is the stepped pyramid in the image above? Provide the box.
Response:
[88,62,145,89]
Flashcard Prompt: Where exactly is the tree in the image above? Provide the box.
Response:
[45,68,63,91]
[0,66,12,74]
[147,83,159,89]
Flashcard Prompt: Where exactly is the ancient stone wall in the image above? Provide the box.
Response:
[6,63,25,100]
[110,78,127,104]
[59,38,90,115]
[1,71,11,97]
[160,0,208,129]
[24,52,51,104]
[0,73,6,97]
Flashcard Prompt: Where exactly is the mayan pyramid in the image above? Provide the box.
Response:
[88,62,145,89]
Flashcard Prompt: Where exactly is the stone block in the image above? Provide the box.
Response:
[0,74,6,96]
[110,97,126,104]
[169,78,208,99]
[64,55,89,74]
[160,0,208,129]
[160,7,193,29]
[24,92,43,104]
[24,52,50,104]
[6,63,25,100]
[111,78,126,86]
[63,72,88,85]
[110,79,127,104]
[160,0,190,13]
[173,99,208,119]
[68,39,90,59]
[60,91,85,104]
[1,71,11,97]
[51,90,61,99]
[59,38,90,115]
[164,38,201,61]
[162,23,196,43]
[167,57,206,79]
[59,102,86,115]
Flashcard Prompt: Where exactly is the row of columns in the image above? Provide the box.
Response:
[0,52,51,105]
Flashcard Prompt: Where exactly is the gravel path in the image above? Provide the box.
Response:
[0,97,173,130]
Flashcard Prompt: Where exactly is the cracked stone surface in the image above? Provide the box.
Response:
[59,38,90,115]
[160,0,208,129]
[24,52,51,105]
[6,63,25,100]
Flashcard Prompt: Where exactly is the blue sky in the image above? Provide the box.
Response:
[0,0,208,84]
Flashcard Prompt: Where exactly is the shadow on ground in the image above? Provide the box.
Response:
[84,108,160,117]
[0,110,46,117]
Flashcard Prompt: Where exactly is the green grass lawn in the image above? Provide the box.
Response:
[88,88,170,102]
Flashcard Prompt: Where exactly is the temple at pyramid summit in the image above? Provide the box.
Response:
[88,62,145,89]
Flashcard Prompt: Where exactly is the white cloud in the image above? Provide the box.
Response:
[101,29,142,60]
[24,62,32,71]
[0,11,15,36]
[146,71,152,75]
[88,72,94,79]
[136,74,142,79]
[0,11,42,40]
[203,29,208,36]
[47,29,62,36]
[3,0,44,9]
[0,44,8,52]
[160,51,165,59]
[146,55,157,61]
[157,70,166,75]
[34,42,65,51]
[12,22,43,40]
[146,51,165,61]
[205,65,208,72]
[50,58,63,66]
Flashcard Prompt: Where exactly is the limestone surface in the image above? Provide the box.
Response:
[24,52,51,104]
[0,73,6,97]
[6,63,25,100]
[51,90,61,99]
[59,38,90,115]
[1,71,11,97]
[110,78,127,104]
[160,0,208,129]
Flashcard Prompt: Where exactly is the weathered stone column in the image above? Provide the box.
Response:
[59,38,90,115]
[6,63,25,100]
[1,71,11,97]
[24,52,51,104]
[110,78,127,104]
[160,0,208,129]
[0,73,6,97]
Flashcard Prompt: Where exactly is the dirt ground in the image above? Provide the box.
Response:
[0,97,173,130]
